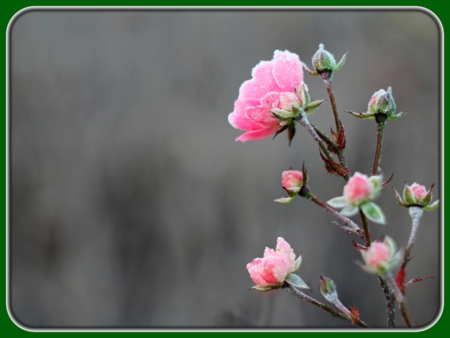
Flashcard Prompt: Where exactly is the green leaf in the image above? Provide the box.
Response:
[285,273,310,290]
[327,196,347,209]
[360,202,386,225]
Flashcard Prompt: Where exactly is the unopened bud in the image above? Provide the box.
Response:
[368,87,396,117]
[312,44,337,73]
[319,275,338,303]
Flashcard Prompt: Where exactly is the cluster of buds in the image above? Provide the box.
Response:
[327,172,386,224]
[394,182,439,211]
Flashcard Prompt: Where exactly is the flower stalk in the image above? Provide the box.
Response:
[372,116,386,175]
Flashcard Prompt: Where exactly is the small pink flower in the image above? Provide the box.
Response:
[343,172,374,206]
[247,237,296,287]
[363,243,391,268]
[409,183,427,201]
[282,170,304,193]
[228,50,305,142]
[358,237,403,275]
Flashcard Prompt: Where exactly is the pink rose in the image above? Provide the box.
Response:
[228,50,305,142]
[247,237,296,287]
[282,170,304,193]
[409,183,427,201]
[343,172,374,206]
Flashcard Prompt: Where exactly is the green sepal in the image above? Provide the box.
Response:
[388,111,405,120]
[423,200,439,211]
[403,184,417,205]
[285,273,310,290]
[304,100,324,116]
[346,110,375,119]
[274,196,296,204]
[272,108,294,121]
[302,62,319,76]
[355,261,377,274]
[393,189,408,208]
[360,202,386,225]
[251,285,275,292]
[293,255,302,272]
[421,184,434,206]
[334,52,348,71]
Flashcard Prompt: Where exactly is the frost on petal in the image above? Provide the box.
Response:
[245,106,278,126]
[239,61,280,99]
[228,112,264,131]
[235,126,279,142]
[233,97,261,116]
[247,259,270,286]
[272,51,303,92]
[276,237,296,271]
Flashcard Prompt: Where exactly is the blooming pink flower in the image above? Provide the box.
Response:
[343,172,374,206]
[282,170,304,193]
[409,183,427,201]
[228,50,305,142]
[247,237,296,287]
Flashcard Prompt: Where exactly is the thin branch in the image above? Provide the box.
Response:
[285,283,370,328]
[302,191,362,237]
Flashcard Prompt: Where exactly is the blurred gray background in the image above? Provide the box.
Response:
[9,9,441,328]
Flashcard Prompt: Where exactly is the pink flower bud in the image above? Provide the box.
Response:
[246,237,296,287]
[367,87,396,116]
[363,242,391,268]
[282,170,304,193]
[343,172,374,206]
[228,50,306,142]
[395,182,439,210]
[409,183,428,201]
[358,237,402,275]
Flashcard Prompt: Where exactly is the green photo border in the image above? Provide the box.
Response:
[2,2,446,335]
